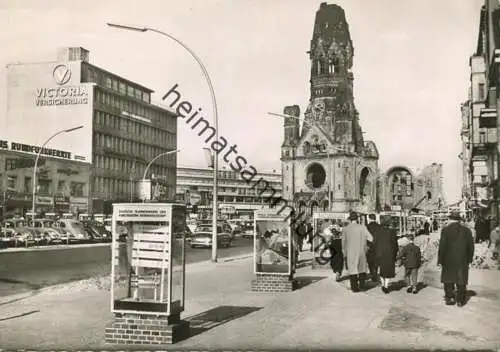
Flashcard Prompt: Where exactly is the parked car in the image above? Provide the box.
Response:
[28,219,65,244]
[241,226,254,239]
[4,218,35,246]
[53,219,89,242]
[83,220,111,242]
[190,229,232,248]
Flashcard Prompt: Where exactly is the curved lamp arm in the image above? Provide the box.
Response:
[142,149,180,181]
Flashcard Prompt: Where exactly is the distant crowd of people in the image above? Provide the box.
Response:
[307,210,476,307]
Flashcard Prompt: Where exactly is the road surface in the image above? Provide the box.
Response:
[0,237,253,297]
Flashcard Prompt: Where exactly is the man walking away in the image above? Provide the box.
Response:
[398,234,422,294]
[366,213,382,284]
[342,211,373,292]
[432,218,439,232]
[438,210,474,307]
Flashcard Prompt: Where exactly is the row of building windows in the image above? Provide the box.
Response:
[94,89,175,131]
[93,132,175,164]
[93,111,175,143]
[93,176,131,196]
[84,64,151,104]
[2,174,85,197]
[93,154,171,179]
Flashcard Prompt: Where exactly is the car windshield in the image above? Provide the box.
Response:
[193,233,211,238]
[69,221,85,233]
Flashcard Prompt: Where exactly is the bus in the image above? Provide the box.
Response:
[378,211,407,237]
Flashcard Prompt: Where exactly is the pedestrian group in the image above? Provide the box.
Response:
[314,210,475,307]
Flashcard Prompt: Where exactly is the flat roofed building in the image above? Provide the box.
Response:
[1,47,178,218]
[175,167,282,219]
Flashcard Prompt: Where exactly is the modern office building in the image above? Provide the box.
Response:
[1,47,178,217]
[175,166,282,219]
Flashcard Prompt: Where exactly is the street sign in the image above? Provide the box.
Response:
[189,192,201,205]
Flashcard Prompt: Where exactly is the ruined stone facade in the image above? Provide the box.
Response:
[281,2,379,215]
[378,163,446,213]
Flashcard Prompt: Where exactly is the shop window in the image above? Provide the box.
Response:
[57,180,66,193]
[70,182,85,197]
[38,179,52,195]
[24,177,32,193]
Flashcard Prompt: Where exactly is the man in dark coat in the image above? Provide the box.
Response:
[374,224,399,294]
[366,213,382,283]
[438,210,474,307]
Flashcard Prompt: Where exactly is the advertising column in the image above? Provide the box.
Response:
[251,208,296,292]
[106,203,190,345]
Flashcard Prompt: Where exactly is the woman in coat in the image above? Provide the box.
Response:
[329,224,344,281]
[374,225,399,293]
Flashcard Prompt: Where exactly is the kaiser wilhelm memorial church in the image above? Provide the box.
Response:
[281,3,379,216]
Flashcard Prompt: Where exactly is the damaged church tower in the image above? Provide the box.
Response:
[281,2,380,215]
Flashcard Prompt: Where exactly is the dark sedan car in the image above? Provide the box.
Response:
[83,221,112,242]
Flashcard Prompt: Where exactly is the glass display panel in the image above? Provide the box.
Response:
[111,204,172,315]
[312,213,346,266]
[254,219,290,274]
[170,205,187,313]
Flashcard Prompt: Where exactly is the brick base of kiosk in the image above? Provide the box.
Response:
[105,313,190,345]
[251,273,296,292]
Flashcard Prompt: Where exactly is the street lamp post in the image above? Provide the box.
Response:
[31,125,84,225]
[108,23,220,262]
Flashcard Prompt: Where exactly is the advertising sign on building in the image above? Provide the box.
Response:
[4,61,94,163]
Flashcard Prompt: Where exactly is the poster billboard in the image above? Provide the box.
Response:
[312,212,347,267]
[254,210,291,275]
[3,61,94,163]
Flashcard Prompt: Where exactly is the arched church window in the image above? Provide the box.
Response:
[303,142,311,155]
[328,58,334,74]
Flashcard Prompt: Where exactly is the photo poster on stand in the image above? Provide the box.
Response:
[254,212,291,275]
[111,203,172,315]
[312,213,346,267]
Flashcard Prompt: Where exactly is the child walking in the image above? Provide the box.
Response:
[398,234,422,294]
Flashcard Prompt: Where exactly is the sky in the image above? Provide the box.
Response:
[0,0,484,203]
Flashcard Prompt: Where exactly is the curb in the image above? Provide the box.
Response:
[185,253,253,268]
[0,242,110,253]
[0,252,255,305]
[0,290,39,306]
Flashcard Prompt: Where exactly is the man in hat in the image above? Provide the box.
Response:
[342,211,373,292]
[438,210,474,306]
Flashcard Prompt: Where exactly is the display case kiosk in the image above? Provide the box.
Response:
[105,203,190,345]
[312,212,347,269]
[251,208,296,292]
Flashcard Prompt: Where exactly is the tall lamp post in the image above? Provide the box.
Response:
[32,125,84,224]
[268,112,361,212]
[107,23,220,262]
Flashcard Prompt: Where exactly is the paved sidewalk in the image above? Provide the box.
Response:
[0,252,499,350]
